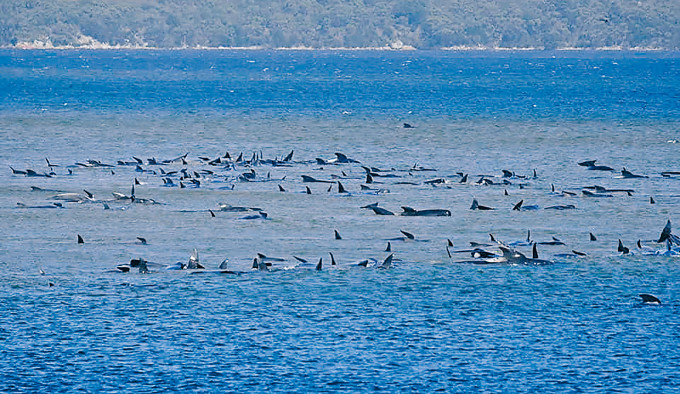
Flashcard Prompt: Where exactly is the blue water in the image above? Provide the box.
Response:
[1,50,680,392]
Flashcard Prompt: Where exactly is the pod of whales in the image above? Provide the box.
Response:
[11,148,680,293]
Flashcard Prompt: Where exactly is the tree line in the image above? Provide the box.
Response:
[1,0,678,49]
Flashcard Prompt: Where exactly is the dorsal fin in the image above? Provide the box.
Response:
[460,174,468,183]
[532,243,538,259]
[639,294,660,304]
[498,245,514,259]
[650,196,656,204]
[278,184,286,192]
[489,233,497,242]
[329,252,336,266]
[305,186,312,194]
[504,189,509,196]
[385,242,391,252]
[470,199,479,210]
[83,189,94,199]
[138,259,149,274]
[401,206,416,213]
[637,239,642,249]
[337,182,347,193]
[381,254,393,269]
[589,232,597,241]
[658,220,672,243]
[447,239,453,247]
[400,230,415,240]
[334,230,342,240]
[513,200,523,211]
[316,258,323,271]
[209,209,215,217]
[77,234,84,244]
[366,173,374,184]
[526,230,531,242]
[283,150,294,162]
[335,152,349,162]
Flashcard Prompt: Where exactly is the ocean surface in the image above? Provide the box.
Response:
[1,49,680,392]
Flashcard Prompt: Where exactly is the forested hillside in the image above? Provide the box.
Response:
[1,0,678,49]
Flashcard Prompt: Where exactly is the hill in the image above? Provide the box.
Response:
[1,0,678,49]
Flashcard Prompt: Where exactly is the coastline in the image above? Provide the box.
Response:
[2,41,672,52]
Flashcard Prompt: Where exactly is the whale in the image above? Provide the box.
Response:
[579,160,614,171]
[388,230,418,242]
[537,237,565,246]
[186,249,205,269]
[497,244,553,265]
[26,169,52,177]
[239,211,268,220]
[619,168,648,179]
[582,190,613,197]
[470,199,494,210]
[301,175,335,183]
[639,294,661,305]
[16,202,64,209]
[544,204,576,210]
[512,200,540,211]
[10,166,27,175]
[400,206,451,216]
[334,152,360,164]
[361,202,394,215]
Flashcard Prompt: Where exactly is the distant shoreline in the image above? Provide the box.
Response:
[1,43,673,52]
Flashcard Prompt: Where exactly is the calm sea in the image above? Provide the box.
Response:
[1,50,679,392]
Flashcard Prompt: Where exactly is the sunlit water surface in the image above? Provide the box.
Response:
[1,50,679,391]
